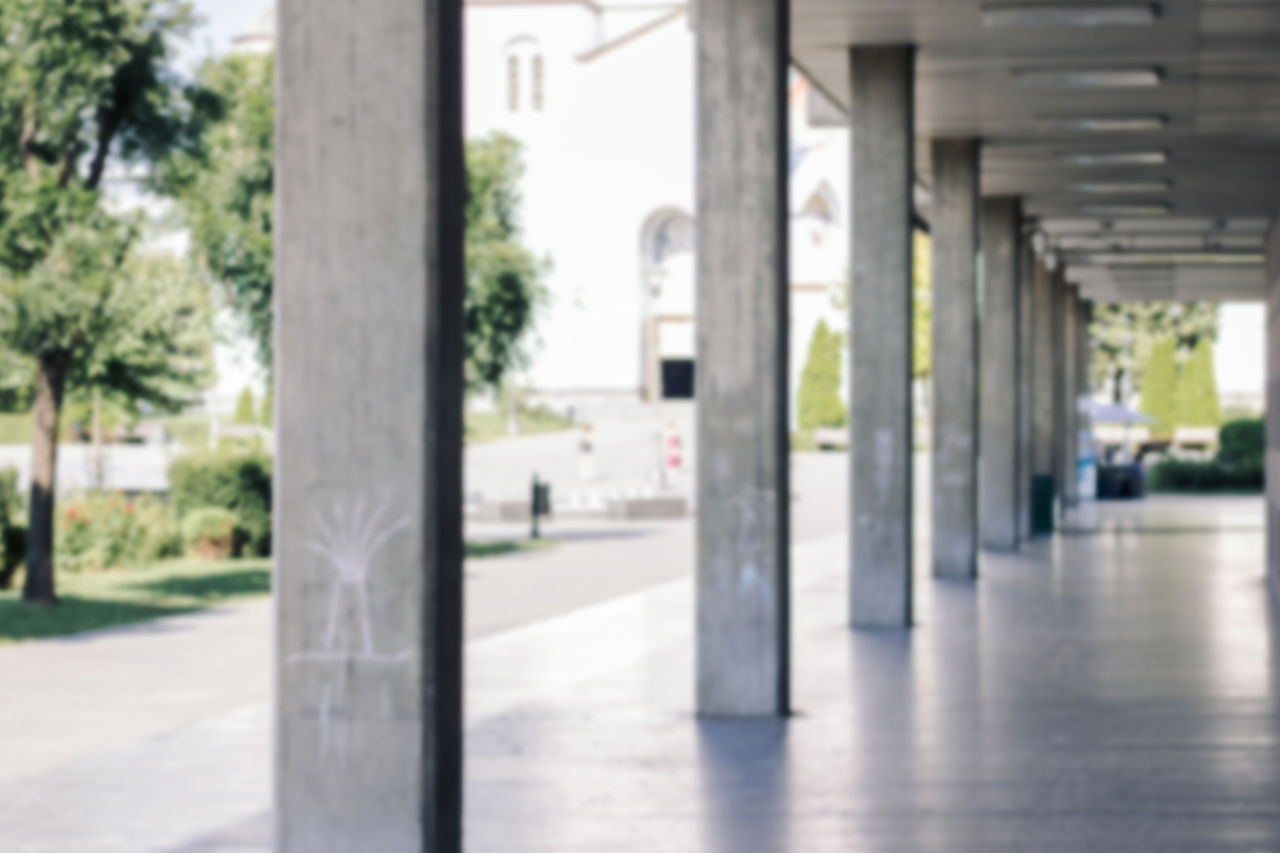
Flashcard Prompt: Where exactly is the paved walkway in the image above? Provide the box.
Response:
[2,496,1278,851]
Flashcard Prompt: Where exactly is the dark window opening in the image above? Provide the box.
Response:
[661,359,695,400]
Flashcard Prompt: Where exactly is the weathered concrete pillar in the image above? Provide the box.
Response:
[931,139,980,577]
[1031,259,1055,503]
[695,0,790,716]
[1050,265,1068,507]
[979,197,1020,551]
[1266,215,1280,599]
[849,45,915,625]
[1017,224,1035,538]
[1061,284,1080,508]
[275,1,464,850]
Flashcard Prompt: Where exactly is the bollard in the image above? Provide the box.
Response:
[531,474,552,539]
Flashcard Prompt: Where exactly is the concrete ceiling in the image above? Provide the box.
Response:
[793,0,1280,301]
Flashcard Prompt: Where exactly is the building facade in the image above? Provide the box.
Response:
[465,0,850,414]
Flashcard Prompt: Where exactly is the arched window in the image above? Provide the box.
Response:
[532,55,545,111]
[506,54,520,111]
[645,212,695,269]
[801,182,839,225]
[504,37,544,113]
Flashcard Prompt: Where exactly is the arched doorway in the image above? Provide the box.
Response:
[640,208,696,400]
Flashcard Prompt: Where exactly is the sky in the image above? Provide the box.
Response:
[179,0,271,72]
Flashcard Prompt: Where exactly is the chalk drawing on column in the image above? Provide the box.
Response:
[288,493,414,665]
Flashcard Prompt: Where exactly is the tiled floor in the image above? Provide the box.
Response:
[466,496,1280,851]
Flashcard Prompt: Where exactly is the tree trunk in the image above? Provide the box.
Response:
[23,353,67,605]
[91,388,104,490]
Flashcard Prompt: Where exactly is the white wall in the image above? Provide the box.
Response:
[465,4,852,401]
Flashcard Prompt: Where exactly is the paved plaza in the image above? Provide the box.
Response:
[1,494,1277,851]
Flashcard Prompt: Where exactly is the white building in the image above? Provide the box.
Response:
[465,0,850,416]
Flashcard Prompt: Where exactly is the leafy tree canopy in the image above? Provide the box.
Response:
[161,59,546,395]
[156,50,273,366]
[464,133,547,394]
[912,231,932,381]
[0,0,207,603]
[1091,301,1218,403]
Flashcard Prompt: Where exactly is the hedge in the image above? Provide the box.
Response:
[1147,417,1266,494]
[1218,418,1264,466]
[1147,459,1263,493]
[169,453,272,556]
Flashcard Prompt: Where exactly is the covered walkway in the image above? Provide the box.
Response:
[466,496,1278,851]
[271,0,1280,846]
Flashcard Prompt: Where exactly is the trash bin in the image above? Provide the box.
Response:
[1031,474,1056,535]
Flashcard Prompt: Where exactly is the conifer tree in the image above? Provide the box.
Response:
[1140,337,1178,438]
[1173,338,1221,427]
[797,319,846,431]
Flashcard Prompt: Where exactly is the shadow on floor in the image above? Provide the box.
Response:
[697,718,790,853]
[0,596,195,643]
[128,568,272,600]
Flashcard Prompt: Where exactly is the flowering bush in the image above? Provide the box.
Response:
[56,493,182,573]
[181,507,240,560]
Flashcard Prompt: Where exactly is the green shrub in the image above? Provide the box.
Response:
[55,493,182,573]
[1218,418,1264,466]
[1148,458,1263,493]
[169,453,272,556]
[181,507,239,540]
[0,467,23,588]
[797,319,847,431]
[181,507,240,559]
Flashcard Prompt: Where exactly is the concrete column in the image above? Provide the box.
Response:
[1031,260,1055,493]
[849,45,914,626]
[275,1,464,850]
[931,139,980,577]
[1266,215,1280,599]
[979,197,1020,551]
[1050,266,1068,506]
[1061,285,1079,508]
[695,0,790,716]
[1017,225,1035,538]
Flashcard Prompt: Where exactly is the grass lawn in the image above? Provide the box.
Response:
[0,558,270,645]
[465,538,555,559]
[0,540,551,645]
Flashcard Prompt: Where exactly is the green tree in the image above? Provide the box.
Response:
[797,319,846,431]
[162,60,545,394]
[0,0,206,604]
[464,133,547,393]
[912,231,932,381]
[1140,337,1178,439]
[259,386,273,426]
[234,386,256,424]
[158,51,273,366]
[1174,337,1221,427]
[1091,302,1218,403]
